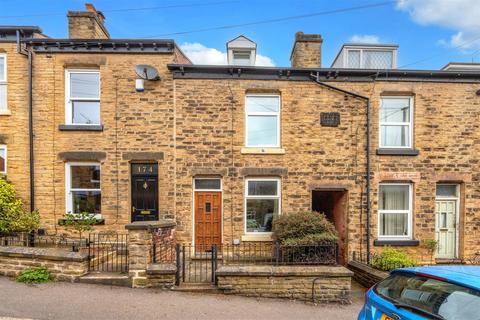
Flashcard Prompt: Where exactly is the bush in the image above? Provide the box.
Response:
[372,247,417,271]
[0,178,40,234]
[272,211,338,245]
[16,267,51,284]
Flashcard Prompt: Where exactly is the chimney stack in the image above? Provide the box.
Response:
[68,3,109,39]
[290,32,323,68]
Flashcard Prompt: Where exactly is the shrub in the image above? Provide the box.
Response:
[422,239,439,264]
[372,247,417,271]
[16,267,51,284]
[272,211,337,245]
[0,178,40,234]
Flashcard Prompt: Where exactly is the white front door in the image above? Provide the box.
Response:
[435,200,457,259]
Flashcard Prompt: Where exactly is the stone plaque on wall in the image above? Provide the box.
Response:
[320,112,340,127]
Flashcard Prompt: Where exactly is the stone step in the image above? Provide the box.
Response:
[173,283,220,293]
[77,272,131,287]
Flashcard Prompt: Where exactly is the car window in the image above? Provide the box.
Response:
[375,272,480,320]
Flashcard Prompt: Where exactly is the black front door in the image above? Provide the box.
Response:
[131,163,158,222]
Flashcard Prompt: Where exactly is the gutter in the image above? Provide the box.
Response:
[310,72,372,264]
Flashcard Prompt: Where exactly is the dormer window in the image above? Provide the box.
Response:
[332,44,398,69]
[227,35,256,66]
[232,51,252,66]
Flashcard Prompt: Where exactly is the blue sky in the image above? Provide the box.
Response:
[1,0,479,69]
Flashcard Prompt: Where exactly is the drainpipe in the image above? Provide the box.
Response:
[310,73,372,263]
[16,30,35,212]
[27,50,34,212]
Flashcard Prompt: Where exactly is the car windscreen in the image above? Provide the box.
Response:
[374,271,480,320]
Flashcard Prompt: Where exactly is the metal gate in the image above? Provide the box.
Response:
[87,233,129,273]
[175,244,218,284]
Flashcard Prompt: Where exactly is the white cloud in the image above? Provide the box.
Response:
[349,35,381,44]
[396,0,480,50]
[179,42,275,66]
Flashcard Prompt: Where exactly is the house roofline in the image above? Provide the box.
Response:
[26,38,176,53]
[167,64,480,83]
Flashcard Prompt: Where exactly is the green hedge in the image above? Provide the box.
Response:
[272,211,337,245]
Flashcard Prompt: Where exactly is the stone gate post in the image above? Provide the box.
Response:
[125,220,176,288]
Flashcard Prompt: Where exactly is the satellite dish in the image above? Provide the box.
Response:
[135,64,160,81]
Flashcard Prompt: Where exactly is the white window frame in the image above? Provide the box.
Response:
[345,48,395,69]
[378,183,413,241]
[0,144,6,175]
[379,96,414,149]
[0,53,7,112]
[65,69,101,125]
[245,94,281,148]
[232,50,252,66]
[65,162,101,218]
[244,177,281,235]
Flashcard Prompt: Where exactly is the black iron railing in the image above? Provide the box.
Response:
[222,242,338,266]
[0,231,81,249]
[86,233,129,273]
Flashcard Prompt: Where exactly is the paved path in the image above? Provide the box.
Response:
[0,277,364,320]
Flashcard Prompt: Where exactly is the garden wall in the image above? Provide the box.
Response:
[347,260,389,288]
[0,246,89,282]
[216,265,353,303]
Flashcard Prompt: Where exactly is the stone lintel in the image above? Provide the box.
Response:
[191,167,227,176]
[125,220,176,230]
[239,167,288,177]
[216,265,353,277]
[0,246,88,262]
[375,171,421,183]
[122,152,164,161]
[58,151,107,161]
[309,183,350,191]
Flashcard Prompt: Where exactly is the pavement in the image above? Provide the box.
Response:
[0,277,365,320]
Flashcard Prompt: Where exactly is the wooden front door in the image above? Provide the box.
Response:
[435,200,457,259]
[131,163,158,222]
[195,191,221,251]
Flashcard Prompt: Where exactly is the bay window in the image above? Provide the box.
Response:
[379,96,413,148]
[245,178,281,233]
[378,183,412,239]
[66,163,101,217]
[245,95,280,147]
[65,70,100,125]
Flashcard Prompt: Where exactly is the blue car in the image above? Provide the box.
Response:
[358,266,480,320]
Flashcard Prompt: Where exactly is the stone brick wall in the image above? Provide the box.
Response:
[217,265,353,303]
[0,43,31,208]
[0,246,88,282]
[31,52,177,233]
[146,263,176,288]
[173,79,367,254]
[347,260,388,288]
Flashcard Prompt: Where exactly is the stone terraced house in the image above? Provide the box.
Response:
[1,3,479,265]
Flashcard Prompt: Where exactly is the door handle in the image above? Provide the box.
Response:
[132,206,136,213]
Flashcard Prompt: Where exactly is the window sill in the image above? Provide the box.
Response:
[0,110,12,116]
[59,124,104,131]
[374,239,419,246]
[58,217,105,226]
[376,148,420,156]
[241,234,273,242]
[241,147,285,155]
